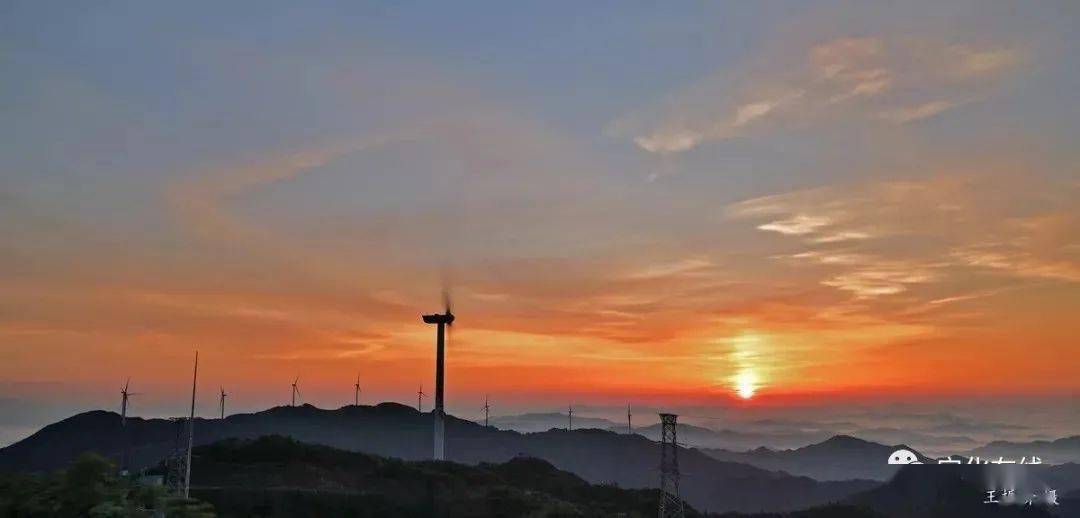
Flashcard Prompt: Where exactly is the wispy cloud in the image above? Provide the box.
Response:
[729,175,1078,300]
[613,36,1023,153]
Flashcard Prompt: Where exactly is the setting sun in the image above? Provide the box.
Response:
[735,370,758,399]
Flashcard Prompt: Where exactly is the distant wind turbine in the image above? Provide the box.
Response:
[482,395,491,428]
[354,373,361,406]
[568,403,574,431]
[417,384,426,412]
[627,402,633,434]
[219,387,227,419]
[291,376,300,407]
[119,378,141,427]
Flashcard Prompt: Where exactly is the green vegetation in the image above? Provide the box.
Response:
[0,452,214,517]
[189,435,702,517]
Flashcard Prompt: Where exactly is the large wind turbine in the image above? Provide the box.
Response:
[219,387,227,419]
[291,376,300,407]
[354,373,361,406]
[119,378,140,427]
[417,384,426,412]
[422,292,454,460]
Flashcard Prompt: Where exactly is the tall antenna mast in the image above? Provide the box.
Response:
[422,296,454,460]
[567,403,573,431]
[658,413,685,518]
[184,351,198,499]
[483,395,490,427]
[219,387,226,420]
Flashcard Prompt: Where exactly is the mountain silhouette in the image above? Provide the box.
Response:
[701,435,932,481]
[488,412,619,433]
[0,403,877,513]
[844,463,1067,517]
[184,434,710,517]
[967,436,1080,464]
[628,422,833,451]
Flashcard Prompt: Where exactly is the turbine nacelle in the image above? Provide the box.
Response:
[422,311,454,325]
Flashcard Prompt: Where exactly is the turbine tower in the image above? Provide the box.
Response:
[354,373,361,406]
[417,384,426,412]
[291,376,300,407]
[119,377,140,473]
[627,402,633,434]
[119,378,139,427]
[219,387,226,419]
[184,351,198,498]
[482,395,490,427]
[567,403,574,431]
[422,297,454,461]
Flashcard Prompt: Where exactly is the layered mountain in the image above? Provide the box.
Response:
[845,463,1069,518]
[700,435,932,481]
[627,422,833,451]
[966,436,1080,464]
[0,403,877,513]
[487,412,620,433]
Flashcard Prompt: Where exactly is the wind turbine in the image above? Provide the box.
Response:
[417,384,426,412]
[627,402,633,434]
[184,351,198,498]
[422,290,454,460]
[119,378,140,427]
[118,377,140,473]
[482,395,491,428]
[219,387,227,419]
[291,376,300,407]
[354,373,361,406]
[568,403,574,431]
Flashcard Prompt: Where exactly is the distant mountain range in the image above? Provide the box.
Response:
[699,435,932,481]
[626,421,834,451]
[487,412,620,433]
[0,403,878,513]
[966,436,1080,464]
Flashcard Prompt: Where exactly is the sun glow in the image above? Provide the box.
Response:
[735,370,757,399]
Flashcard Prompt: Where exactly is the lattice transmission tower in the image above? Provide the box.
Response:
[658,413,685,518]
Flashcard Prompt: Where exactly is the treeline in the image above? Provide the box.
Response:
[0,453,214,517]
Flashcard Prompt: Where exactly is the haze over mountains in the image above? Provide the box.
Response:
[485,407,1069,457]
[699,436,932,482]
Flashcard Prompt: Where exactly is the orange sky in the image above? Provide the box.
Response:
[2,1,1078,419]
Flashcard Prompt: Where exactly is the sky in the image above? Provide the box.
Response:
[1,1,1078,444]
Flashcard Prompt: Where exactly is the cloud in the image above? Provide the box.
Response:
[729,175,1078,300]
[876,100,958,123]
[614,36,1023,153]
[758,215,832,236]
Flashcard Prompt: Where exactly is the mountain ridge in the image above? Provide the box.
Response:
[0,403,878,513]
